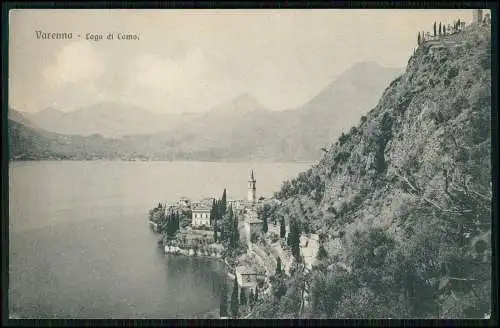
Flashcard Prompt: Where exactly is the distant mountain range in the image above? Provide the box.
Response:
[9,61,402,162]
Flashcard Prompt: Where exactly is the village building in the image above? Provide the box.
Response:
[235,265,266,288]
[177,197,191,208]
[200,196,215,206]
[228,199,244,213]
[235,265,266,297]
[191,205,211,227]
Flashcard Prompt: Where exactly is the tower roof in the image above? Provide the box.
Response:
[249,169,255,181]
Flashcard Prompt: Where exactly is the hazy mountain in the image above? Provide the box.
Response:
[8,108,37,128]
[209,92,267,116]
[287,61,403,158]
[148,63,401,161]
[11,62,402,162]
[24,102,186,138]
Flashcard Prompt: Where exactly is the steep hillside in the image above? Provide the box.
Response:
[8,119,65,160]
[8,118,147,161]
[251,24,492,318]
[8,108,37,128]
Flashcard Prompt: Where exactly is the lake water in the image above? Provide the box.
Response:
[8,161,311,318]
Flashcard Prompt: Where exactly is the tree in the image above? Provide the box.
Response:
[288,218,301,261]
[240,287,247,305]
[249,289,255,308]
[276,256,282,275]
[220,281,228,317]
[316,244,328,261]
[443,25,446,35]
[439,22,442,35]
[280,218,286,238]
[262,214,268,233]
[222,188,227,213]
[418,32,421,45]
[214,221,218,243]
[229,206,240,249]
[210,199,216,226]
[434,21,437,36]
[231,277,239,318]
[254,287,259,303]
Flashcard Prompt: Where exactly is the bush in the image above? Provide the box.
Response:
[338,133,349,146]
[334,151,350,166]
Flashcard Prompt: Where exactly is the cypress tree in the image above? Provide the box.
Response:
[249,289,254,308]
[222,189,227,213]
[231,277,239,318]
[443,25,446,35]
[239,287,247,305]
[254,287,259,303]
[316,244,328,260]
[289,219,301,261]
[219,281,228,317]
[434,21,437,36]
[280,218,286,238]
[213,221,218,243]
[262,214,268,233]
[210,199,216,226]
[418,32,421,45]
[232,207,239,249]
[276,256,282,275]
[439,22,442,35]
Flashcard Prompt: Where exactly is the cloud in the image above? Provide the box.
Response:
[42,41,104,91]
[134,47,209,97]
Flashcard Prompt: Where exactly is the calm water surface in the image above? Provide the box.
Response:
[8,161,311,318]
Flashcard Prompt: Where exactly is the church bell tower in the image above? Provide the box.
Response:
[248,169,256,205]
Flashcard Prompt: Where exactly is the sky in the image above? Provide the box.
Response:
[9,9,474,114]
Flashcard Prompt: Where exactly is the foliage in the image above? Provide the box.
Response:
[316,244,328,261]
[280,218,286,238]
[220,280,228,317]
[231,277,239,318]
[276,256,282,275]
[240,287,247,305]
[249,289,255,308]
[287,217,301,261]
[262,214,268,233]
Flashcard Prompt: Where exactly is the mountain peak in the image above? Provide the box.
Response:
[210,93,267,115]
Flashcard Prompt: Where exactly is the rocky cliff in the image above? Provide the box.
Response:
[251,24,492,319]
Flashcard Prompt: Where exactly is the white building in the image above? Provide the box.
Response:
[228,199,243,211]
[191,205,211,227]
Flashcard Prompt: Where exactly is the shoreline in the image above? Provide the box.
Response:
[160,243,236,280]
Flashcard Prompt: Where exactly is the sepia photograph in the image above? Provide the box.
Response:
[6,7,493,320]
